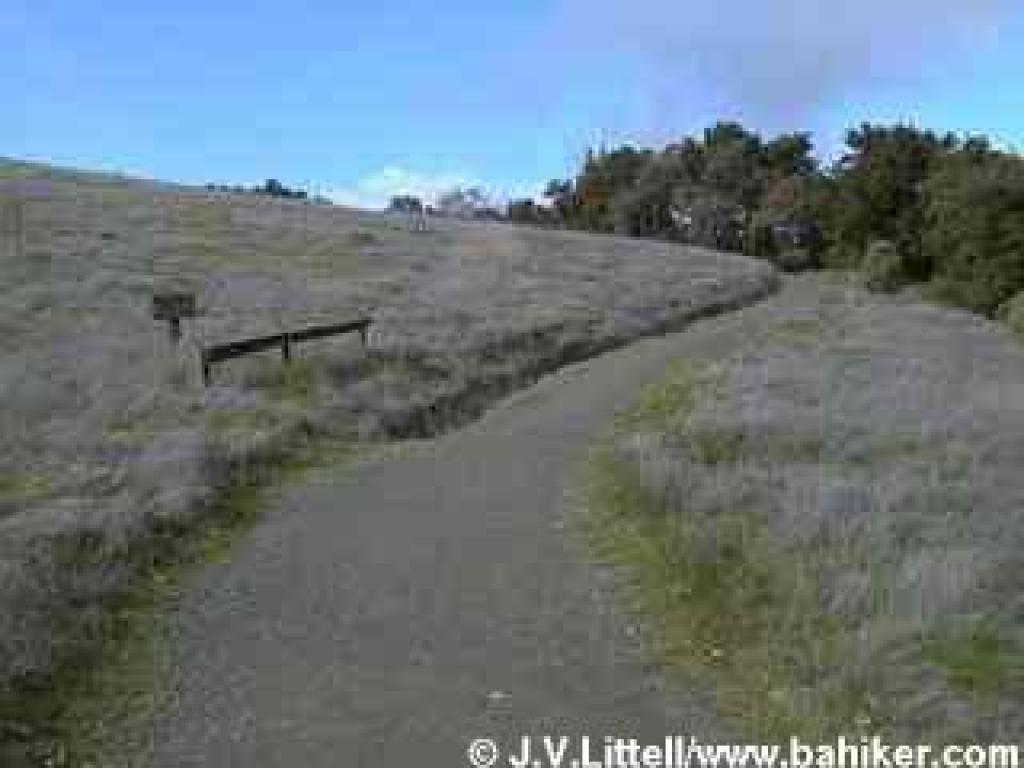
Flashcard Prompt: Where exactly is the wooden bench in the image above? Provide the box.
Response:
[201,317,371,385]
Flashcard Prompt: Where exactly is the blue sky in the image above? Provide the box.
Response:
[4,0,1023,208]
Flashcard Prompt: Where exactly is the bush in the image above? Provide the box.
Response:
[773,247,817,272]
[861,239,905,292]
[998,291,1024,337]
[922,153,1024,315]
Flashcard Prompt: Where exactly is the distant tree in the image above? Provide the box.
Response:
[507,198,538,222]
[473,206,503,221]
[761,132,816,178]
[436,186,489,217]
[263,178,287,197]
[389,195,424,213]
[251,178,308,199]
[507,198,560,228]
[670,191,748,252]
[701,122,764,213]
[544,179,575,223]
[962,135,993,158]
[609,151,696,237]
[513,119,1024,321]
[572,146,654,232]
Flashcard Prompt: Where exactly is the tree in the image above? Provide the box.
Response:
[923,151,1024,314]
[511,119,1024,313]
[263,178,287,197]
[573,146,654,232]
[436,186,489,217]
[761,132,816,178]
[507,198,542,224]
[753,173,828,268]
[828,123,956,274]
[389,195,424,213]
[544,179,576,223]
[702,122,764,210]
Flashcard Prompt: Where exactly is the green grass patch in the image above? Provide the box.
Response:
[580,360,884,740]
[578,332,1024,742]
[0,471,53,506]
[924,619,1019,695]
[764,318,823,346]
[272,361,318,403]
[687,428,825,466]
[204,407,281,434]
[168,238,237,268]
[1,567,177,768]
[620,360,705,433]
[0,430,367,767]
[348,229,378,246]
[175,202,234,234]
[582,447,862,740]
[0,164,41,181]
[293,240,363,276]
[0,474,272,766]
[687,427,748,465]
[250,359,319,406]
[845,434,927,467]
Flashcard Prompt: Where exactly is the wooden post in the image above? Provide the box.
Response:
[152,292,197,345]
[282,334,292,362]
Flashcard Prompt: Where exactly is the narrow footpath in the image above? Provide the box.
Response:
[153,285,791,767]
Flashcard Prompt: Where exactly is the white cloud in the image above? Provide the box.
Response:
[554,0,1012,125]
[325,166,547,210]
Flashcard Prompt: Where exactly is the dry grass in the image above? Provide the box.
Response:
[585,275,1024,742]
[0,159,777,717]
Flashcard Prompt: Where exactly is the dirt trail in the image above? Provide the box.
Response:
[153,281,808,767]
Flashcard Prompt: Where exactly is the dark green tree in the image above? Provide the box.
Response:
[828,123,956,273]
[389,195,424,213]
[923,151,1024,314]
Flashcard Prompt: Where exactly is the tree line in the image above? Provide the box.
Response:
[504,122,1024,318]
[206,178,332,205]
[390,187,504,220]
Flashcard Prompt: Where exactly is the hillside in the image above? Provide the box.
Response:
[0,160,777,703]
[587,274,1024,743]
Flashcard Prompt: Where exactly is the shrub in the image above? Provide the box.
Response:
[861,239,905,292]
[998,291,1024,337]
[773,247,817,272]
[923,153,1024,315]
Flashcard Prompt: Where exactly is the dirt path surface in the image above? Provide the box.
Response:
[153,282,802,767]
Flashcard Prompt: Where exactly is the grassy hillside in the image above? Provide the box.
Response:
[0,160,777,708]
[585,274,1024,742]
